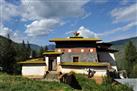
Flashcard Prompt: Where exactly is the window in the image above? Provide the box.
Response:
[68,49,72,53]
[81,49,84,52]
[73,57,79,62]
[58,49,61,52]
[90,49,93,52]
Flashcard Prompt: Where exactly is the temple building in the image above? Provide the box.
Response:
[19,32,118,78]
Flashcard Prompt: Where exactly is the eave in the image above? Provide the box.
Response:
[49,38,102,42]
[43,50,63,55]
[18,58,45,64]
[97,48,118,53]
[97,42,112,47]
[61,62,110,67]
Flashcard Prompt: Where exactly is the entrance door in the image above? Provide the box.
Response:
[48,57,57,71]
[52,59,57,71]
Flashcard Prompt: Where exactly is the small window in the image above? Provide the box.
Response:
[73,57,79,62]
[81,49,84,52]
[90,49,93,52]
[68,49,72,52]
[58,49,61,52]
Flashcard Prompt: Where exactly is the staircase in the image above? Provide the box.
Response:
[42,71,59,82]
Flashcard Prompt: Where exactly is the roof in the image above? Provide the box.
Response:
[43,50,63,55]
[61,62,109,67]
[18,58,45,64]
[97,48,118,52]
[49,37,101,42]
[97,42,112,46]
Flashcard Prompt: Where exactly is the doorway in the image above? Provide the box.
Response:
[48,57,57,71]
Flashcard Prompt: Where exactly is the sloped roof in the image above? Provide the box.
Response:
[18,58,45,64]
[50,37,101,42]
[43,50,63,55]
[97,42,112,46]
[97,48,118,52]
[61,62,109,67]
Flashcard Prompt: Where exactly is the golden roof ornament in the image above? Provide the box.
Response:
[74,31,80,37]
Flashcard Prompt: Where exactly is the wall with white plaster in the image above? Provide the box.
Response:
[22,64,46,77]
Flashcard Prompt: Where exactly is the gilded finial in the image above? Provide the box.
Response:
[74,32,79,37]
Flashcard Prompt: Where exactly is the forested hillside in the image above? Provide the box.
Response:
[0,35,41,74]
[0,35,42,59]
[110,37,137,70]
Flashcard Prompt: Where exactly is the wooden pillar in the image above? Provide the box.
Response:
[45,56,49,70]
[57,56,61,64]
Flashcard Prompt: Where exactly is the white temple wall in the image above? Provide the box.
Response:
[58,66,107,77]
[22,64,46,78]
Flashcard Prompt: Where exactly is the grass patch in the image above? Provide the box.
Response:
[0,72,72,91]
[0,72,133,91]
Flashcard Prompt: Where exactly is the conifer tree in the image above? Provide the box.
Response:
[27,41,31,58]
[32,50,36,58]
[40,46,44,56]
[21,40,28,61]
[44,45,48,51]
[124,41,137,77]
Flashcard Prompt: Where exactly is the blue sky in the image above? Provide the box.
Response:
[0,0,137,46]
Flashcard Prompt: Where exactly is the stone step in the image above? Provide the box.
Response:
[44,71,59,81]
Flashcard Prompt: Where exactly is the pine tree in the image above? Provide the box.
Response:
[32,50,36,58]
[0,42,3,70]
[27,41,31,58]
[21,40,28,61]
[44,45,48,51]
[124,41,137,77]
[125,41,136,63]
[40,46,44,56]
[22,40,25,48]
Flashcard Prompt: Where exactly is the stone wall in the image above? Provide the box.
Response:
[61,53,98,62]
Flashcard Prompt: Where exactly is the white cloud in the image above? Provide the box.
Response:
[108,3,137,38]
[12,30,28,43]
[111,4,137,23]
[76,26,98,38]
[0,25,12,37]
[122,21,137,31]
[119,0,129,5]
[81,12,92,19]
[21,0,89,20]
[1,0,90,37]
[1,0,89,22]
[25,18,60,36]
[0,24,28,42]
[93,0,108,4]
[0,0,20,22]
[66,26,98,38]
[99,21,137,36]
